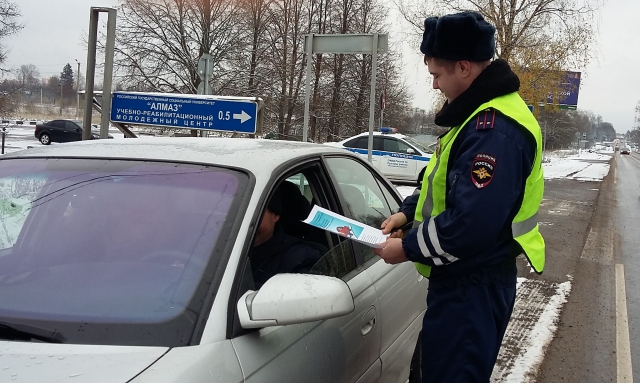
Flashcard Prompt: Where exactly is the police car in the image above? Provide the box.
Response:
[327,128,434,184]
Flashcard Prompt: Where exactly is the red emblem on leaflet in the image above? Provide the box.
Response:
[471,153,496,189]
[336,225,354,238]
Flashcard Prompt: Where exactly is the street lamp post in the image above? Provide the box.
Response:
[59,82,63,115]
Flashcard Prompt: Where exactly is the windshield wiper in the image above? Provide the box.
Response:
[0,320,66,343]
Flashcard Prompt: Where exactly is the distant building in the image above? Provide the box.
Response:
[407,107,426,117]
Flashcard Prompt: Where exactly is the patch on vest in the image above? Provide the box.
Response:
[471,153,496,189]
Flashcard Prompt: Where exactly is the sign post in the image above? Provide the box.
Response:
[197,54,213,95]
[196,53,214,137]
[303,33,388,162]
[83,7,117,141]
[380,92,385,130]
[110,92,261,134]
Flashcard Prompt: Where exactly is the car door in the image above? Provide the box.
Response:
[322,155,428,382]
[47,120,67,142]
[64,121,82,142]
[230,163,382,383]
[380,137,418,181]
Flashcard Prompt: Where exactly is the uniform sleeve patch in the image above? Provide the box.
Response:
[471,153,496,189]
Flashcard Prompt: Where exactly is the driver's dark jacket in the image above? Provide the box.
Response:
[249,223,322,288]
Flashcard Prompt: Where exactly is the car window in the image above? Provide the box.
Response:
[0,158,248,346]
[383,137,412,154]
[373,136,383,150]
[383,137,399,153]
[404,136,434,154]
[343,137,361,148]
[51,120,66,129]
[324,157,395,262]
[247,168,360,286]
[65,121,79,131]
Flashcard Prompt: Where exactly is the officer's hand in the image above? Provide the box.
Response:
[380,212,408,235]
[373,238,408,264]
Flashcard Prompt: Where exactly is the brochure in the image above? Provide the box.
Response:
[302,205,389,248]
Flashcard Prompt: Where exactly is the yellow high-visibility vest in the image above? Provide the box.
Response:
[413,92,545,277]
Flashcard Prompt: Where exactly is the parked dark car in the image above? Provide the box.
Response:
[34,119,113,145]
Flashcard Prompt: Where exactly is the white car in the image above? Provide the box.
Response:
[0,138,427,383]
[327,130,434,184]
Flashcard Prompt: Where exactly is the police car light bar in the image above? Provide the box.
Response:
[380,127,397,134]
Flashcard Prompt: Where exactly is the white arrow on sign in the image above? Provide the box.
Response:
[233,111,252,124]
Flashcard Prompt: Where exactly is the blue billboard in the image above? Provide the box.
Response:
[546,71,581,109]
[110,92,258,133]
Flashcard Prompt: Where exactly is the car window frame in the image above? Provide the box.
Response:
[320,153,403,267]
[227,155,372,339]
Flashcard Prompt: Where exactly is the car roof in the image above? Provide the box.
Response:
[2,137,347,175]
[338,131,408,143]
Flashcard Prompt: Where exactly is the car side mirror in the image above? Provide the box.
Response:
[76,128,81,133]
[237,273,355,329]
[406,148,415,154]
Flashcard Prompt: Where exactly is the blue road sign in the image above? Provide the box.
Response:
[110,92,258,133]
[546,71,581,109]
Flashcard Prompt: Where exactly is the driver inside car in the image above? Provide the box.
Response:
[249,185,322,289]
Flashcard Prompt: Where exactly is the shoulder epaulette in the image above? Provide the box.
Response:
[475,108,496,130]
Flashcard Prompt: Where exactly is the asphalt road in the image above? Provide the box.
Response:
[529,151,640,383]
[491,167,606,382]
[615,151,640,381]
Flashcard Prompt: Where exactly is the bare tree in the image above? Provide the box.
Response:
[0,0,21,70]
[114,0,243,93]
[395,0,602,113]
[0,0,21,115]
[16,64,40,91]
[111,0,411,141]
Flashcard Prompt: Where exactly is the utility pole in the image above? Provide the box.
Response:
[75,59,81,120]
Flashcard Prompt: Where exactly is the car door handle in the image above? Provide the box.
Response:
[361,318,376,336]
[361,306,376,336]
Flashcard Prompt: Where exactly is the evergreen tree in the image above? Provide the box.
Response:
[60,63,74,99]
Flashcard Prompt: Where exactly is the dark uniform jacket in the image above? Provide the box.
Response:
[249,223,322,288]
[400,59,536,279]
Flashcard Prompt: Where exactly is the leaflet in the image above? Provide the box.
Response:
[303,205,388,248]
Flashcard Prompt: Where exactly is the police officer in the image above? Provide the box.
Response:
[373,11,545,383]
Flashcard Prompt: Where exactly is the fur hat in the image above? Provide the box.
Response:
[420,11,496,62]
[267,186,283,216]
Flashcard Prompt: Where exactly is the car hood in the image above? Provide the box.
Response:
[0,341,168,382]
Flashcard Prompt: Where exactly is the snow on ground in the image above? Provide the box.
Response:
[542,149,612,181]
[395,149,613,200]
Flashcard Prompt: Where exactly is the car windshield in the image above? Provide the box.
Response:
[0,158,247,346]
[403,136,434,154]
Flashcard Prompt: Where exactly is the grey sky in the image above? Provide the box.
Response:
[4,0,638,133]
